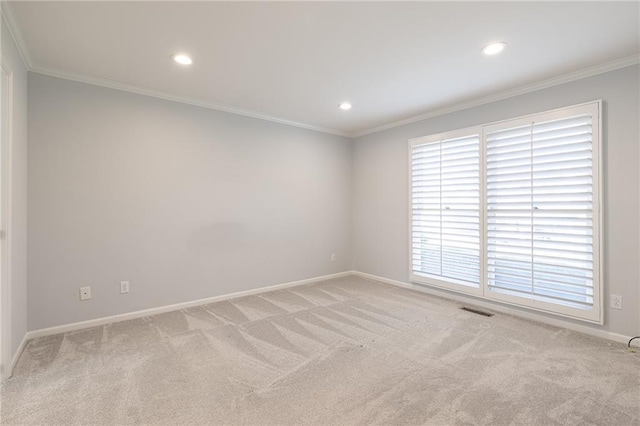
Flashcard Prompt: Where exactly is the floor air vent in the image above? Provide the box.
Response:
[460,306,494,317]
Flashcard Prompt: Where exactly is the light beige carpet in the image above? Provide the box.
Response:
[1,276,639,425]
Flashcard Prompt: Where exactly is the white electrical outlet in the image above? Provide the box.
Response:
[330,253,336,262]
[120,281,130,294]
[611,294,623,310]
[80,286,91,301]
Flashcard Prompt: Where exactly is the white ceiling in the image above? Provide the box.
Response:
[6,1,640,136]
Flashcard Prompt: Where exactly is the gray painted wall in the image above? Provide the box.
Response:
[28,73,352,330]
[1,22,28,362]
[353,65,640,337]
[23,59,640,338]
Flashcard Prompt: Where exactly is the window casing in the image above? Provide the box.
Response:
[409,101,601,323]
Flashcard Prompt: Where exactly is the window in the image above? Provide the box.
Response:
[411,130,482,294]
[410,102,601,323]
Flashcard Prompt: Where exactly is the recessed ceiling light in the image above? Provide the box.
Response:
[339,102,352,110]
[172,54,193,65]
[482,42,507,56]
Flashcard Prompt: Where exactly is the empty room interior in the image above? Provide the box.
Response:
[1,1,640,424]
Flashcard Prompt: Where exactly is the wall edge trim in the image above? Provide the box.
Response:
[8,331,27,379]
[0,2,33,69]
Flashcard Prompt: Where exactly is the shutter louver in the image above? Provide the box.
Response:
[486,114,595,310]
[412,134,480,288]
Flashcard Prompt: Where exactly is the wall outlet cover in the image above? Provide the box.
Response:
[610,294,623,310]
[80,286,91,301]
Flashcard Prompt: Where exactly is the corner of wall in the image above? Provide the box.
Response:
[1,11,30,377]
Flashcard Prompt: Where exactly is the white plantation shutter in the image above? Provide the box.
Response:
[409,101,601,323]
[485,110,598,313]
[411,132,481,290]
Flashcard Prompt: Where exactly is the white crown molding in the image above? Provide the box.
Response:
[352,54,640,138]
[30,65,351,137]
[0,1,33,69]
[29,54,640,140]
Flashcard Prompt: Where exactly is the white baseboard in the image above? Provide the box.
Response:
[352,271,634,345]
[18,269,634,370]
[25,271,352,341]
